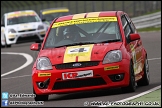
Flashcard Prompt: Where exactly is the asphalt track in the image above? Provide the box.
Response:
[1,31,161,107]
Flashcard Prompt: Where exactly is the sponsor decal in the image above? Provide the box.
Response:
[62,70,93,80]
[42,9,69,15]
[130,43,137,73]
[38,73,51,77]
[52,17,117,28]
[104,65,119,71]
[8,34,15,38]
[63,44,94,63]
[7,11,36,19]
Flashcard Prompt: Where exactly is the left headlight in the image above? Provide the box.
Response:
[38,25,44,30]
[8,29,16,33]
[103,50,122,64]
[36,57,52,70]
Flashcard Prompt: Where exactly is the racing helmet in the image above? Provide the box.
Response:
[63,26,76,40]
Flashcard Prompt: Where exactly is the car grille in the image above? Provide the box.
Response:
[55,61,99,69]
[18,29,36,32]
[52,77,106,90]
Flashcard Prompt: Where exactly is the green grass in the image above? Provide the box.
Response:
[137,26,161,32]
[106,89,161,107]
[144,9,161,15]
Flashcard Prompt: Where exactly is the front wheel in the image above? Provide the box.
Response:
[4,36,11,48]
[121,61,136,93]
[33,88,49,101]
[137,56,150,86]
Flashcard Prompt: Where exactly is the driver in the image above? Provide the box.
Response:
[63,26,76,41]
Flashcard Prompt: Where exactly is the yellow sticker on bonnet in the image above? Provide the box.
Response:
[63,44,94,63]
[38,73,51,77]
[52,17,117,28]
[104,66,119,71]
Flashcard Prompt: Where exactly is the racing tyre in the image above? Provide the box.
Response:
[33,88,48,101]
[121,61,136,93]
[4,35,11,48]
[1,43,5,48]
[137,56,149,86]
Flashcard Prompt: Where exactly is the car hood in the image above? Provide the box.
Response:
[39,42,122,65]
[6,22,43,31]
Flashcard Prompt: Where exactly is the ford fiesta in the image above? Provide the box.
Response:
[30,11,150,101]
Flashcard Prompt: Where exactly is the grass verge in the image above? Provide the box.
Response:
[137,26,161,32]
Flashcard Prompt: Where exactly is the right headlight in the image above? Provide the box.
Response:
[102,50,122,64]
[38,25,44,30]
[36,57,52,70]
[8,29,16,33]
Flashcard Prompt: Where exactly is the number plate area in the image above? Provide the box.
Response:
[62,70,93,80]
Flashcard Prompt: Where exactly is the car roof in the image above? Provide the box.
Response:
[55,11,123,22]
[5,10,36,15]
[40,7,69,12]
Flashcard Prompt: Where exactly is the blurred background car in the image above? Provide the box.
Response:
[39,7,71,28]
[1,10,47,48]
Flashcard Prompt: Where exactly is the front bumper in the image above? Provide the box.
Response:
[32,59,130,95]
[5,29,46,44]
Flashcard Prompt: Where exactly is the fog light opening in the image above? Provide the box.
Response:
[114,74,124,81]
[38,82,45,89]
[37,78,50,89]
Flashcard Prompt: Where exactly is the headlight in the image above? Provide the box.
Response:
[36,57,52,70]
[38,25,44,30]
[8,29,16,33]
[103,50,122,64]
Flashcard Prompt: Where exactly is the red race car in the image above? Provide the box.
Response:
[30,11,149,101]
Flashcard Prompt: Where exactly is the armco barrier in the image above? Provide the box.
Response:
[131,11,161,29]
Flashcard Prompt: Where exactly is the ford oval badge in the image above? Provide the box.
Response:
[73,63,82,67]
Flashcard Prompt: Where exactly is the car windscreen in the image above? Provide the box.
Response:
[44,17,122,48]
[7,14,40,25]
[42,12,70,22]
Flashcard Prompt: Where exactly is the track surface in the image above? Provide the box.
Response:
[1,32,161,107]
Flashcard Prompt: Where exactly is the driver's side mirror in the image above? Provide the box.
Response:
[42,18,46,22]
[30,43,41,51]
[129,33,140,42]
[1,23,4,27]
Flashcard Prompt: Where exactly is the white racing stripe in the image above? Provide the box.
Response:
[1,52,33,77]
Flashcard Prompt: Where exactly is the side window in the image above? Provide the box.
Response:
[1,15,5,26]
[121,15,132,43]
[121,16,127,27]
[125,14,136,33]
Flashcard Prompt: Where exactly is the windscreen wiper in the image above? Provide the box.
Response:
[98,39,121,43]
[54,42,96,48]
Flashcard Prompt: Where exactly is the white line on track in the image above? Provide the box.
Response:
[1,74,31,80]
[116,85,161,102]
[148,57,161,61]
[1,52,33,77]
[99,85,161,107]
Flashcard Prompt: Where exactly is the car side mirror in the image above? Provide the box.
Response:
[1,23,4,27]
[30,43,41,51]
[42,18,46,22]
[129,33,140,42]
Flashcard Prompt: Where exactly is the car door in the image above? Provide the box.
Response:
[121,14,143,80]
[1,15,5,46]
[125,14,144,75]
